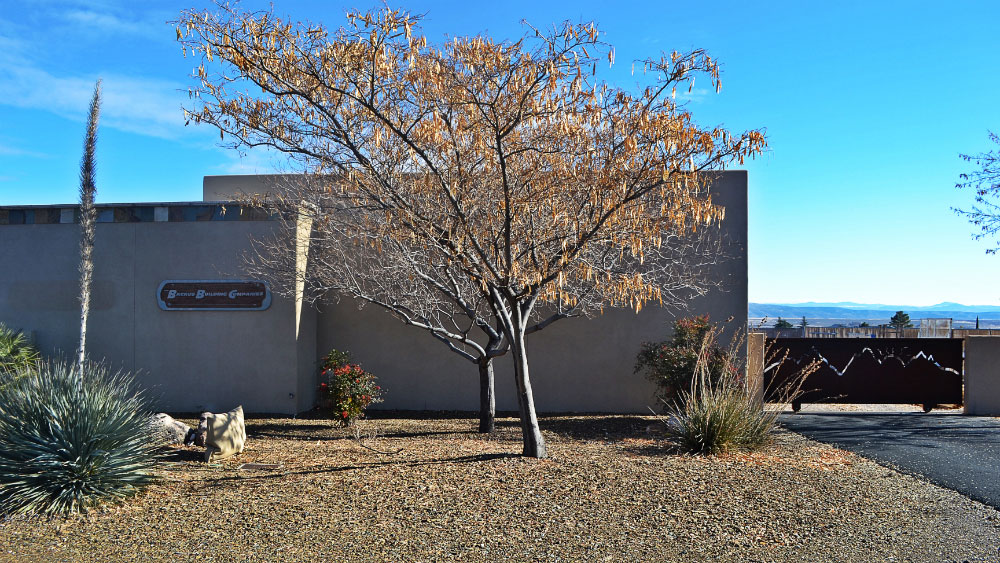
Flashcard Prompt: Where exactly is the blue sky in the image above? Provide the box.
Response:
[2,0,999,306]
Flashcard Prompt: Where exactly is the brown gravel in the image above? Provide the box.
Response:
[1,414,998,562]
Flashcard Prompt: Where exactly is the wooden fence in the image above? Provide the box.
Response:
[753,327,1000,339]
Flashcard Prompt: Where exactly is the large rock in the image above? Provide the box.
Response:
[204,405,246,462]
[186,412,211,447]
[150,413,192,446]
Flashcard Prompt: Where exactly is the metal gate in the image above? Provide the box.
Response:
[764,338,963,412]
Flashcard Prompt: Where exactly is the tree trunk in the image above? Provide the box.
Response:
[478,356,495,433]
[510,324,546,458]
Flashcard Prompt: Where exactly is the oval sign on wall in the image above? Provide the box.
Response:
[156,280,271,311]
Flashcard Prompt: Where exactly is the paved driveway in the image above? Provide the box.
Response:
[779,412,1000,509]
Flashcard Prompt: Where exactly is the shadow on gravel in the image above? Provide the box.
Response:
[195,452,523,486]
[160,448,205,463]
[245,422,480,442]
[244,415,657,443]
[534,415,653,440]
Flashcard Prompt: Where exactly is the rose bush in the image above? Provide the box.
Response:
[316,349,383,426]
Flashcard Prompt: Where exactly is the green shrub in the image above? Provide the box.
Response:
[0,323,40,376]
[317,349,384,426]
[636,315,728,405]
[660,327,778,455]
[0,360,161,515]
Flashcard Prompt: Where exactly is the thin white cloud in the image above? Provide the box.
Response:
[0,64,192,139]
[0,143,49,158]
[61,8,168,38]
[0,2,191,140]
[673,87,712,104]
[212,147,287,176]
[0,34,24,57]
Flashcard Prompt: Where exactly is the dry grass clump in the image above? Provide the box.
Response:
[661,328,816,454]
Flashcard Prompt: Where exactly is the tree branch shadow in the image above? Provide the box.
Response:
[194,451,522,486]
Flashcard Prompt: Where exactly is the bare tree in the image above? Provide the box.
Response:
[243,181,506,433]
[177,6,765,457]
[77,79,101,369]
[955,131,1000,252]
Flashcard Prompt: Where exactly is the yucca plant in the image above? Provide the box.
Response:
[77,79,101,369]
[0,323,40,377]
[0,360,161,515]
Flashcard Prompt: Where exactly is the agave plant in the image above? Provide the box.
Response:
[0,323,40,377]
[0,360,161,514]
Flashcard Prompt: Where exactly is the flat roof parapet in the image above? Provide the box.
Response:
[0,202,273,225]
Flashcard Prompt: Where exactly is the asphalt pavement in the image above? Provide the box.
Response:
[779,412,1000,509]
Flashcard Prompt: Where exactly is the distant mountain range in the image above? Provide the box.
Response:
[749,302,1000,322]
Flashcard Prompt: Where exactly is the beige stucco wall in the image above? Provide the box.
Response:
[315,170,749,413]
[965,336,1000,415]
[746,331,766,405]
[0,219,311,414]
[203,174,302,202]
[1,170,747,415]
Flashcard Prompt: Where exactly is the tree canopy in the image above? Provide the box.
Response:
[889,311,912,330]
[176,6,765,457]
[955,131,1000,252]
[773,317,793,329]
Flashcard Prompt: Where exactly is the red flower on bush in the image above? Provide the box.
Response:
[316,349,384,427]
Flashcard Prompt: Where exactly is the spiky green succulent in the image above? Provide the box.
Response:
[0,360,161,514]
[0,323,40,377]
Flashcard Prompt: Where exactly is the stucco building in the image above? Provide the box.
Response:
[0,172,748,415]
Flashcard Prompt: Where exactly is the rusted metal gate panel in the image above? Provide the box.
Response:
[764,338,963,410]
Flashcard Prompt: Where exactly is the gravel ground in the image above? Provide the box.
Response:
[1,414,998,562]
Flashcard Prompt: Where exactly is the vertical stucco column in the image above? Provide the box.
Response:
[294,204,317,414]
[746,331,765,407]
[294,204,312,341]
[964,336,1000,415]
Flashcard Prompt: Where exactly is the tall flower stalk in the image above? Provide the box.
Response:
[77,79,101,370]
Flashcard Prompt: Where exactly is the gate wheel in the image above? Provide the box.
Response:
[922,403,935,413]
[792,400,802,413]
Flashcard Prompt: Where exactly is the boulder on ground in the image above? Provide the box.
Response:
[150,413,192,446]
[204,405,246,462]
[185,412,211,447]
